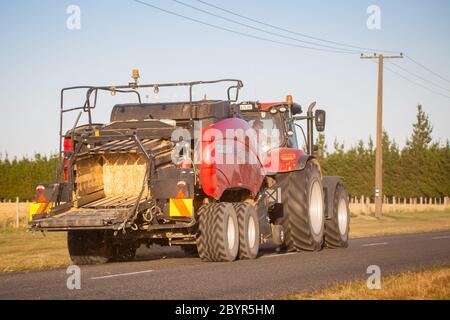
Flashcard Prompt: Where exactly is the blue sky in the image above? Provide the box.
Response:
[0,0,449,158]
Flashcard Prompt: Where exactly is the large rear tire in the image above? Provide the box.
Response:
[196,203,240,262]
[67,231,112,265]
[233,203,260,260]
[324,184,350,248]
[288,161,325,251]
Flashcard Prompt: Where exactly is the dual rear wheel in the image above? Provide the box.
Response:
[196,202,260,262]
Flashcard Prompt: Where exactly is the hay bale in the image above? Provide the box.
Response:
[102,154,148,197]
[75,157,104,196]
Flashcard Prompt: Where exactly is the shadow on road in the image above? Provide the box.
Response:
[133,244,279,263]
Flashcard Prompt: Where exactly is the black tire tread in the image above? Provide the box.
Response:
[67,231,111,265]
[233,203,260,260]
[324,184,350,248]
[274,173,295,251]
[196,203,237,262]
[288,161,324,252]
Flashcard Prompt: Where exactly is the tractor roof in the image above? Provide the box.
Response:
[111,100,239,124]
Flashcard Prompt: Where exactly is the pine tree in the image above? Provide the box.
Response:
[406,105,433,152]
[315,133,327,158]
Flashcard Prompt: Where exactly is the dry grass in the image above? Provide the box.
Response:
[350,211,450,238]
[288,265,450,300]
[0,203,29,228]
[0,228,70,273]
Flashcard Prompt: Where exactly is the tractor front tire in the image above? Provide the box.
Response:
[67,230,112,265]
[274,173,295,251]
[288,161,325,251]
[324,184,350,248]
[196,203,239,262]
[234,203,260,260]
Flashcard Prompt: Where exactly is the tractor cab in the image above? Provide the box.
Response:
[237,98,303,151]
[238,96,326,156]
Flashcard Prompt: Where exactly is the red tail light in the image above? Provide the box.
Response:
[64,138,73,153]
[63,138,73,182]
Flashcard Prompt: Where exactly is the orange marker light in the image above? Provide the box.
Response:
[286,95,293,105]
[132,69,140,81]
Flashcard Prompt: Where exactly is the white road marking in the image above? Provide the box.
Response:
[90,270,154,280]
[432,235,450,240]
[361,242,389,247]
[262,252,298,259]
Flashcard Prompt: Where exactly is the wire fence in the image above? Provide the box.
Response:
[349,196,450,215]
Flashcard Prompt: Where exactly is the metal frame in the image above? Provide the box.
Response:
[59,79,244,156]
[35,79,243,233]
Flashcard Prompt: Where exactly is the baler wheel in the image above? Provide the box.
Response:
[67,230,112,265]
[196,203,239,262]
[233,203,260,260]
[111,241,138,262]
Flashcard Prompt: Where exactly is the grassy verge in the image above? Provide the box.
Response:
[287,265,450,300]
[350,211,450,238]
[0,228,70,273]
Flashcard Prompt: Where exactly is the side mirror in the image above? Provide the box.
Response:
[315,109,326,132]
[291,103,302,115]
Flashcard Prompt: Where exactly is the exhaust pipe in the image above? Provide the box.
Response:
[307,102,317,156]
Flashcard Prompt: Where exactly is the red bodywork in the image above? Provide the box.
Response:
[263,148,306,173]
[200,118,265,200]
[259,102,285,110]
[200,117,306,200]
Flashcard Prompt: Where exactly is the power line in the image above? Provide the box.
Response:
[194,0,450,88]
[170,0,359,54]
[389,61,450,94]
[134,0,450,102]
[405,54,450,85]
[133,0,356,54]
[384,63,450,100]
[195,0,400,55]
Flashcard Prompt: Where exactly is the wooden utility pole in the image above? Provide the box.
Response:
[361,53,403,218]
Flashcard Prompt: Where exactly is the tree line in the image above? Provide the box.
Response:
[0,154,59,201]
[317,105,450,198]
[0,105,448,201]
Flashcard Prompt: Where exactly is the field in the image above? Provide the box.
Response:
[288,265,450,300]
[0,203,450,274]
[0,202,29,228]
[350,211,450,238]
[0,228,69,273]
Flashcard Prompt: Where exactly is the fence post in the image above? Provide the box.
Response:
[16,197,19,228]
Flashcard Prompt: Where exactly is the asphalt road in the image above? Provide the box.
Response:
[0,231,449,300]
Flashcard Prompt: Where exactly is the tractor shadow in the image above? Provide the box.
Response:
[132,244,280,263]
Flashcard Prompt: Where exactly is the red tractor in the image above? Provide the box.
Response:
[29,74,349,263]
